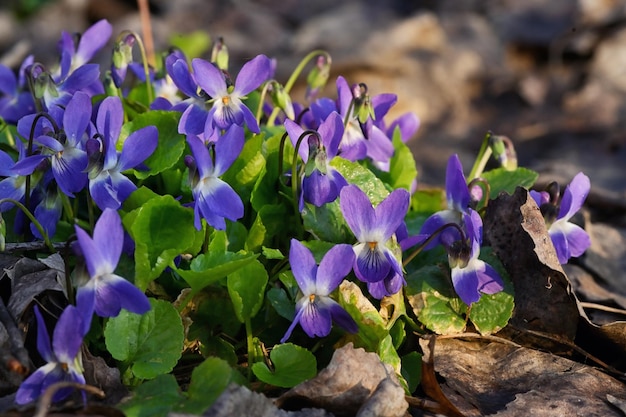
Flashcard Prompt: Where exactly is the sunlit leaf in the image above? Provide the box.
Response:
[251,343,317,388]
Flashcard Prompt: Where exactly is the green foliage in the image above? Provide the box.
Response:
[227,259,269,322]
[482,167,539,197]
[252,343,317,387]
[104,299,184,382]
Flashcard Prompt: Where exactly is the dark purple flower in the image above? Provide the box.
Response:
[0,56,36,124]
[15,305,86,405]
[530,172,591,264]
[86,96,157,210]
[339,185,409,297]
[75,208,151,323]
[281,239,357,343]
[285,111,348,209]
[186,125,244,230]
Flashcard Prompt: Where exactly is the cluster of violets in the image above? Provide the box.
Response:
[0,19,592,405]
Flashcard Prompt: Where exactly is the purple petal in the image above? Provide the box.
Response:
[374,188,410,239]
[340,184,375,241]
[335,76,352,116]
[76,283,96,334]
[289,239,318,296]
[387,112,420,142]
[52,306,84,360]
[0,177,26,211]
[179,104,209,136]
[102,274,150,315]
[75,225,108,278]
[280,303,305,343]
[327,299,358,333]
[530,190,549,207]
[284,119,308,162]
[63,91,92,146]
[234,54,272,95]
[372,93,398,120]
[558,172,590,221]
[367,271,405,299]
[75,20,112,65]
[446,154,470,212]
[169,59,200,98]
[318,112,343,157]
[419,210,463,250]
[89,173,123,210]
[300,298,332,338]
[240,104,260,133]
[34,306,54,363]
[302,170,336,207]
[187,134,214,176]
[108,171,137,206]
[474,260,505,295]
[118,126,158,172]
[192,58,226,98]
[365,125,394,164]
[0,65,17,95]
[213,125,244,176]
[32,196,62,239]
[354,242,391,283]
[316,244,355,295]
[61,63,100,93]
[52,146,88,196]
[195,177,244,230]
[451,258,504,305]
[11,154,48,176]
[14,364,55,404]
[310,97,337,124]
[92,208,123,272]
[97,97,123,168]
[549,221,591,263]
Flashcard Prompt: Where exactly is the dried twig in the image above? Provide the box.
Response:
[34,382,104,417]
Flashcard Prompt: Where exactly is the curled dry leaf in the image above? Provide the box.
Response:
[483,187,580,348]
[276,343,408,417]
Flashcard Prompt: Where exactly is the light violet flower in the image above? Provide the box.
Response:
[190,54,272,136]
[281,239,357,343]
[339,184,409,291]
[15,305,86,405]
[530,172,591,264]
[186,125,244,230]
[75,208,150,326]
[86,96,157,210]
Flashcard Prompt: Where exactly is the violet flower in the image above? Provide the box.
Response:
[189,54,272,136]
[447,210,504,305]
[339,184,409,297]
[185,125,245,230]
[15,305,86,405]
[0,55,36,124]
[281,239,357,343]
[420,154,475,250]
[86,96,158,210]
[75,208,151,324]
[12,91,91,197]
[530,172,591,264]
[285,111,348,209]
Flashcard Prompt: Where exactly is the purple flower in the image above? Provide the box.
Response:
[281,239,357,343]
[339,185,409,297]
[531,172,591,264]
[75,208,151,323]
[186,125,245,230]
[12,92,91,197]
[448,210,504,305]
[285,111,348,209]
[15,305,86,405]
[189,54,272,136]
[420,154,474,250]
[0,56,36,124]
[86,96,158,210]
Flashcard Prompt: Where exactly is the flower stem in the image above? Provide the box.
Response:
[267,50,330,126]
[402,222,466,267]
[0,199,54,253]
[468,131,493,180]
[245,318,254,380]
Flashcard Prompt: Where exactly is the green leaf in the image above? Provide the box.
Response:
[331,157,389,205]
[227,259,269,322]
[401,351,422,394]
[126,195,202,291]
[410,188,445,215]
[246,204,291,252]
[104,299,184,380]
[301,200,351,243]
[468,248,514,335]
[338,281,388,351]
[175,251,258,293]
[405,265,467,334]
[374,131,417,191]
[119,374,183,417]
[262,247,284,260]
[267,287,295,321]
[178,357,234,414]
[482,167,539,197]
[169,31,211,59]
[221,133,266,202]
[120,111,186,179]
[251,343,317,388]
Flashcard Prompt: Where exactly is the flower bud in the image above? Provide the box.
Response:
[488,133,517,170]
[447,240,471,269]
[306,55,331,101]
[352,83,375,124]
[111,34,135,87]
[269,82,295,120]
[211,37,229,71]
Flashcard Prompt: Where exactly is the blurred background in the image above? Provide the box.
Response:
[1,0,625,201]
